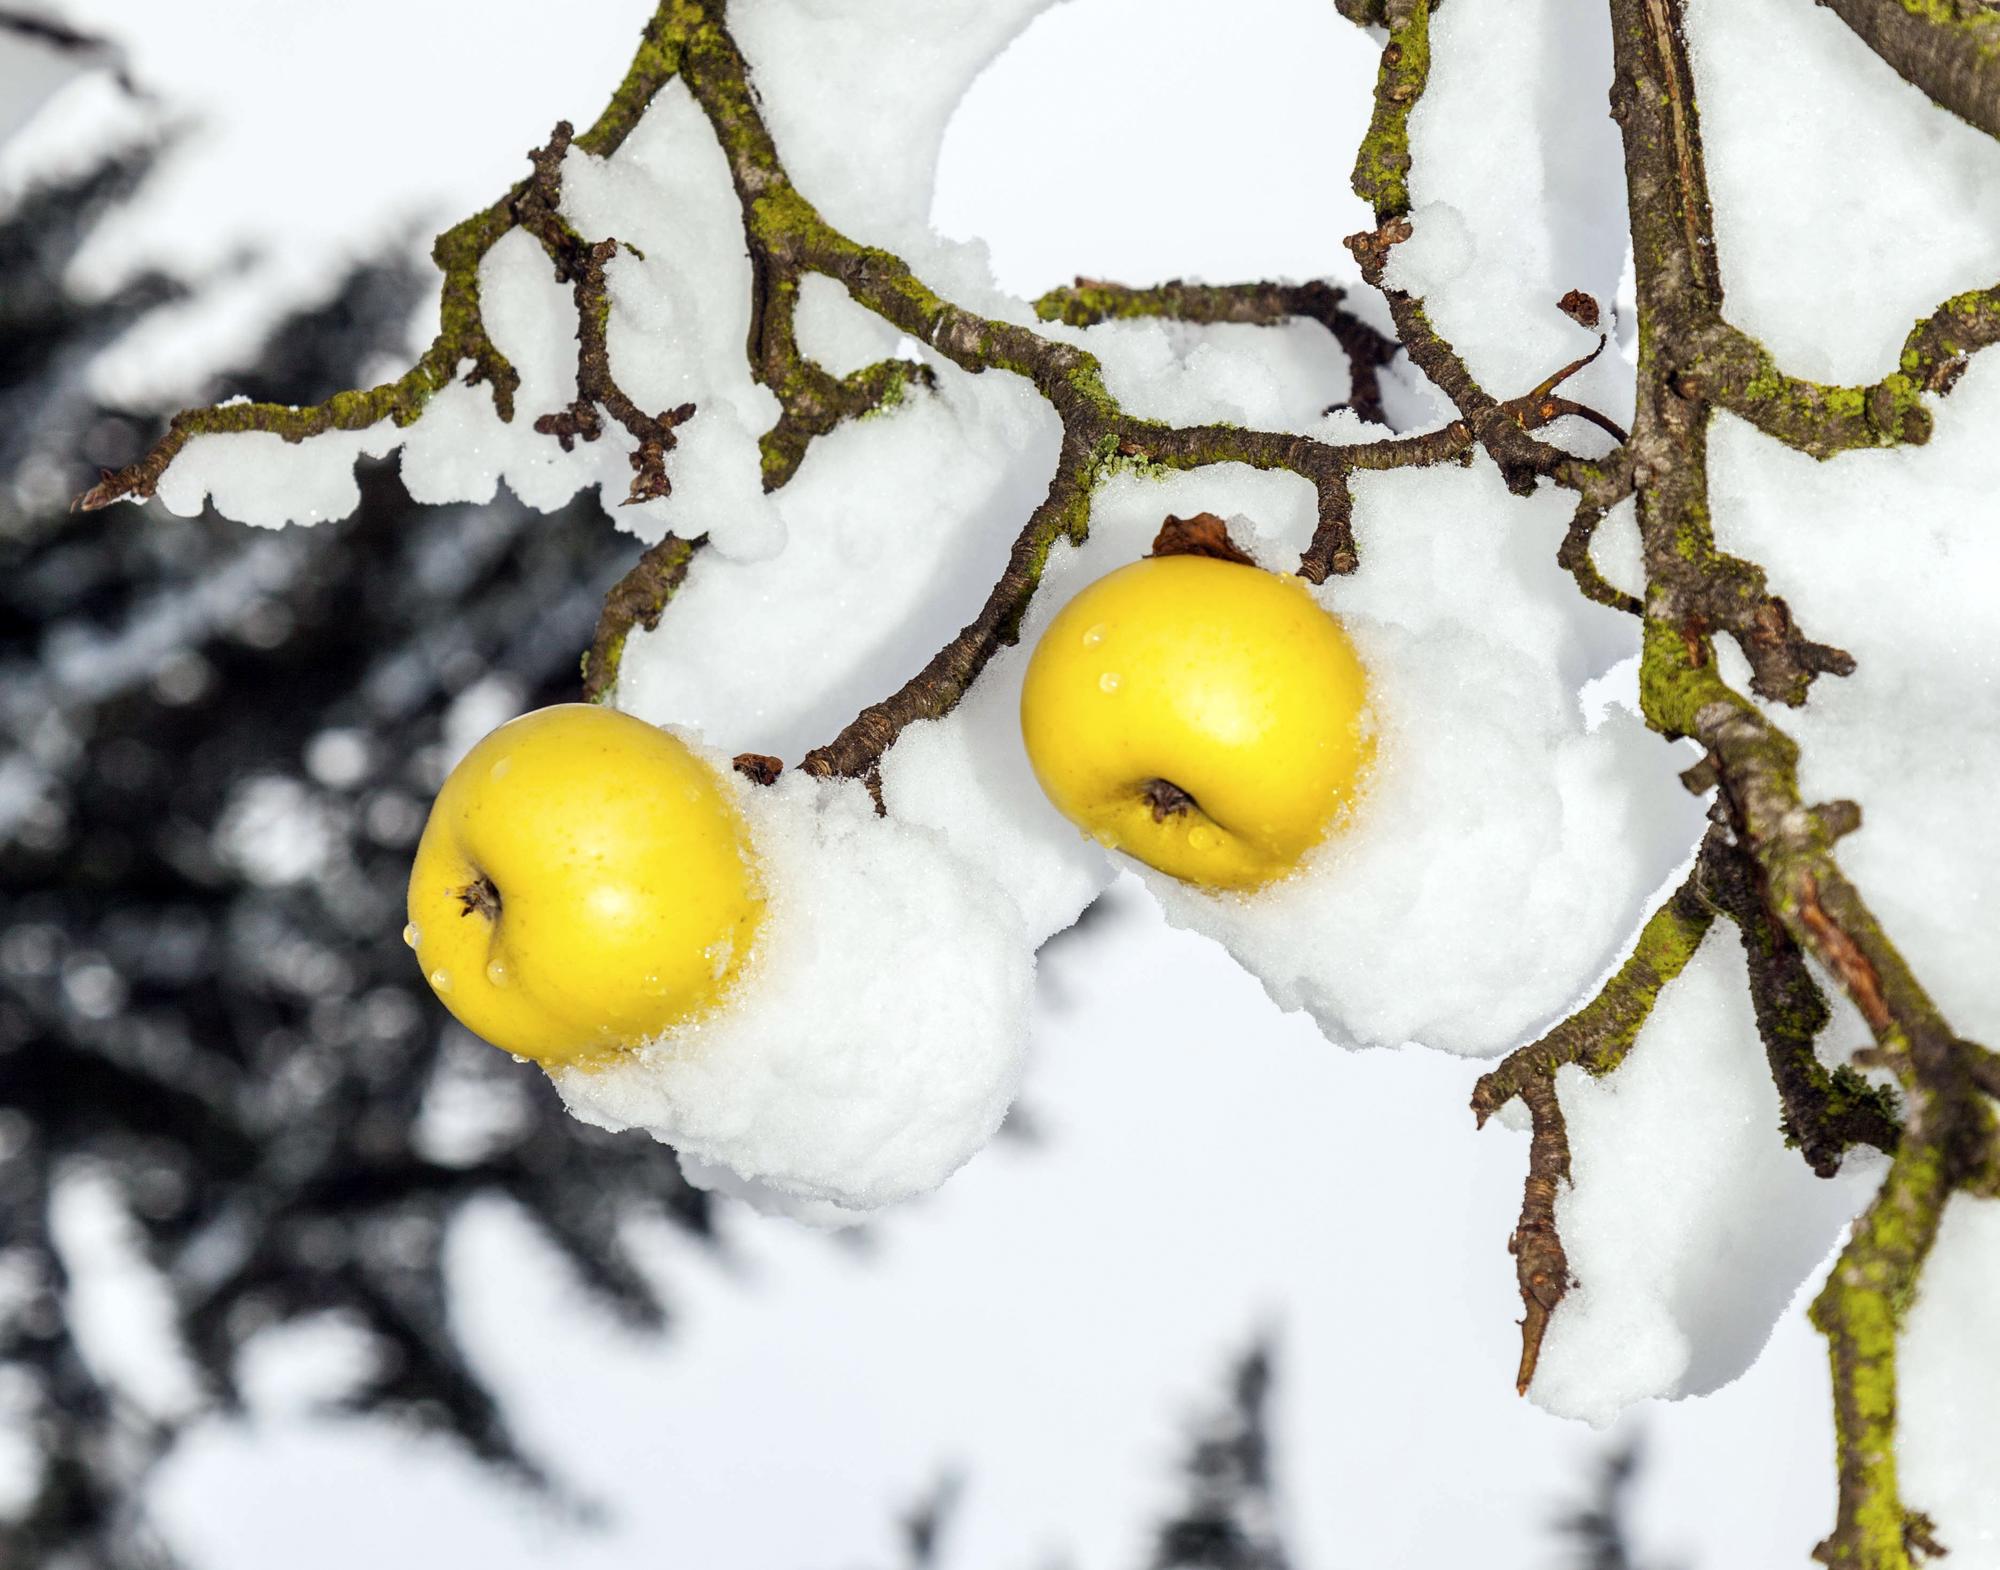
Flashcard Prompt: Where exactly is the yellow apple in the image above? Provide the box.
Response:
[1019,554,1372,890]
[405,703,762,1068]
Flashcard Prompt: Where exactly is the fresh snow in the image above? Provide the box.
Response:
[554,765,1034,1215]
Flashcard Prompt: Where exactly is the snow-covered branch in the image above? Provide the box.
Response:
[1471,834,1723,1393]
[1604,1,2000,1562]
[53,0,2000,1562]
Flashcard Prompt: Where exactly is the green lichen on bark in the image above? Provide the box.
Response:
[1822,0,2000,140]
[581,533,702,703]
[573,3,689,156]
[1703,326,1931,456]
[77,5,698,514]
[1471,842,1724,1392]
[1809,1140,1953,1570]
[1473,861,1718,1121]
[1636,615,1730,736]
[1350,0,1431,220]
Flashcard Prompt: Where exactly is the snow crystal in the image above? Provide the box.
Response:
[735,0,1059,272]
[792,274,904,380]
[1900,1196,2000,1561]
[553,767,1034,1215]
[878,660,1112,950]
[1381,200,1473,299]
[1528,935,1881,1423]
[1038,314,1365,437]
[400,227,622,518]
[653,403,787,562]
[674,1155,868,1231]
[1587,496,1643,603]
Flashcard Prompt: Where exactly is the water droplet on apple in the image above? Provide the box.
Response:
[1081,622,1108,648]
[489,758,511,782]
[428,968,453,994]
[1091,827,1118,848]
[1098,671,1121,693]
[402,923,420,949]
[485,959,510,987]
[1188,825,1217,851]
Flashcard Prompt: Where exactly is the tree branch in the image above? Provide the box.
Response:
[1688,286,2000,460]
[1033,277,1402,427]
[1701,830,1902,1177]
[73,10,698,514]
[509,124,702,507]
[1472,834,1723,1394]
[1821,0,2000,142]
[1340,2,1595,494]
[1609,0,1999,1560]
[581,533,704,703]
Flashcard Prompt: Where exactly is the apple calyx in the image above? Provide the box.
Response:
[1148,511,1256,565]
[455,875,501,922]
[1141,777,1200,822]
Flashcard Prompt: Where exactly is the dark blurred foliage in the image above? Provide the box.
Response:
[1148,1341,1288,1570]
[0,136,713,1565]
[1549,1441,1673,1570]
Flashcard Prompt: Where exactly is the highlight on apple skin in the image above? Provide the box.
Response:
[405,703,763,1068]
[1018,554,1373,891]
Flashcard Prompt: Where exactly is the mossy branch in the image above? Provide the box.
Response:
[662,0,1584,773]
[1349,0,1431,221]
[1701,832,1903,1176]
[1341,4,1605,496]
[75,28,692,515]
[511,125,701,509]
[1033,277,1401,428]
[1688,285,2000,460]
[1557,488,1642,617]
[1821,0,2000,142]
[582,533,703,703]
[1609,1,1999,1560]
[1471,834,1724,1394]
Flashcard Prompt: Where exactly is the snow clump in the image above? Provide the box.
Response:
[552,764,1034,1218]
